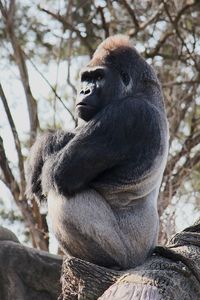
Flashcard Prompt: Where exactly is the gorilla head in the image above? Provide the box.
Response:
[76,35,153,122]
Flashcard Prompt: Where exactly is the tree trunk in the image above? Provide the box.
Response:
[60,219,200,300]
[1,221,200,300]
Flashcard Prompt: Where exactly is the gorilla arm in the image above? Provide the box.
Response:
[41,96,166,199]
[26,130,75,202]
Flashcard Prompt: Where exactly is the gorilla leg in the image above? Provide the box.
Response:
[47,189,130,268]
[112,189,159,267]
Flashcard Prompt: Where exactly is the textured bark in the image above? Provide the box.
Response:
[60,258,119,300]
[0,227,62,300]
[61,220,200,300]
[1,221,200,300]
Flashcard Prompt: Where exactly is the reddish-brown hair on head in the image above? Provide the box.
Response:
[95,35,130,53]
[89,35,133,67]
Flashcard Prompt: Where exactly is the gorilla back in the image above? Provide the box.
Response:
[27,35,169,270]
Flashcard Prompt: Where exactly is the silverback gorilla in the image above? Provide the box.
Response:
[26,35,169,269]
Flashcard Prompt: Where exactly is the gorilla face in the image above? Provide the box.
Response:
[76,64,132,122]
[76,66,108,121]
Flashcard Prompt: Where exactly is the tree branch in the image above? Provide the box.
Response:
[162,0,200,71]
[146,31,174,58]
[162,80,200,87]
[121,0,139,29]
[0,135,48,250]
[0,84,26,196]
[23,51,76,124]
[97,6,110,38]
[170,151,200,199]
[129,3,164,37]
[0,135,20,198]
[65,0,78,123]
[39,7,94,56]
[0,0,39,145]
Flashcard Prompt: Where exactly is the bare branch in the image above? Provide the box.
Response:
[170,151,200,198]
[0,135,20,199]
[65,1,78,97]
[162,80,200,87]
[174,1,197,24]
[97,6,110,38]
[146,31,174,58]
[0,0,39,145]
[140,3,164,31]
[8,0,15,18]
[66,36,77,97]
[0,174,8,187]
[0,84,26,196]
[0,0,7,18]
[168,91,195,146]
[160,135,200,217]
[121,0,139,29]
[168,133,200,175]
[23,52,76,124]
[162,0,200,72]
[39,7,94,56]
[0,135,48,250]
[129,3,164,37]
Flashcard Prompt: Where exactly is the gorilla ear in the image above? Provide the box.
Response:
[120,70,130,86]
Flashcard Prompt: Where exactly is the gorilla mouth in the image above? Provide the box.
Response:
[76,102,95,110]
[76,102,97,121]
[76,102,87,107]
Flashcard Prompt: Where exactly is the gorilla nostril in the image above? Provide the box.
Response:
[84,89,91,95]
[80,88,91,96]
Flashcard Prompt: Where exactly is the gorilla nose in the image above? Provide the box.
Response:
[80,88,91,96]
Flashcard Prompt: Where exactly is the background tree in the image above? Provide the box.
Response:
[0,0,199,250]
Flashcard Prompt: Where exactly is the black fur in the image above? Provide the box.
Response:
[41,97,163,197]
[26,35,168,269]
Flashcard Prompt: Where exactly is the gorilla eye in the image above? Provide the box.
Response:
[96,75,103,81]
[94,70,104,81]
[120,71,130,86]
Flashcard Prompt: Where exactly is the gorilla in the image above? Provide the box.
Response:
[26,35,169,270]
